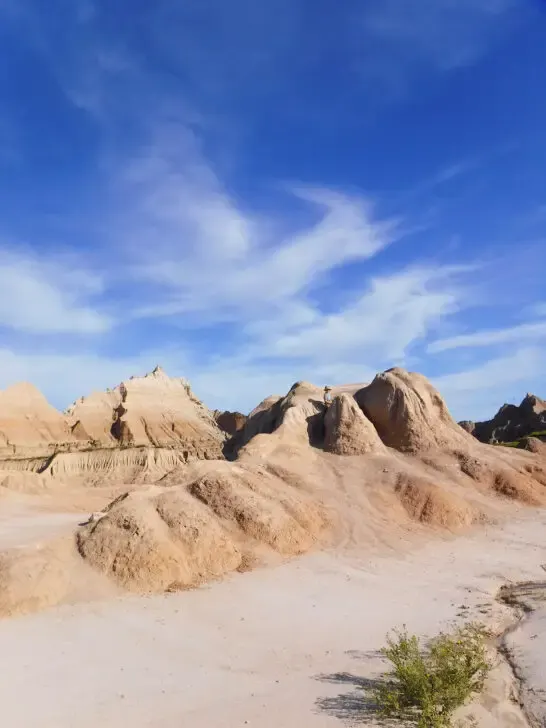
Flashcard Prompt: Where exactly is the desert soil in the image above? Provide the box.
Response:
[0,506,545,728]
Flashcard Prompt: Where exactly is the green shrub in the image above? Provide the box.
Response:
[373,623,491,727]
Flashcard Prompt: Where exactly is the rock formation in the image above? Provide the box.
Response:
[234,382,325,456]
[460,393,546,444]
[213,410,247,436]
[76,464,329,594]
[355,368,473,452]
[67,366,224,457]
[324,393,385,455]
[0,367,226,480]
[3,364,546,619]
[0,382,86,459]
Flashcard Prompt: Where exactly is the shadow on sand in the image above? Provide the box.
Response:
[314,670,399,725]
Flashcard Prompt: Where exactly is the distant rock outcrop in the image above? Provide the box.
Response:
[66,366,225,460]
[0,367,226,478]
[0,382,86,459]
[460,393,546,444]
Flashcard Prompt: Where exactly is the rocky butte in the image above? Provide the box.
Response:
[0,365,545,618]
[460,392,546,445]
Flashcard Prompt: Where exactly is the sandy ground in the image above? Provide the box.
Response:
[0,500,84,549]
[0,509,545,728]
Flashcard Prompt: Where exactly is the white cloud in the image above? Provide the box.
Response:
[428,321,546,353]
[0,0,543,426]
[433,346,544,421]
[529,302,546,318]
[260,266,463,361]
[114,125,398,324]
[0,249,113,334]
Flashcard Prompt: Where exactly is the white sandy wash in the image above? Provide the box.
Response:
[0,508,544,728]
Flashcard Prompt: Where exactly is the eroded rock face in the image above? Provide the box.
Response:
[461,393,546,444]
[0,368,226,477]
[213,410,247,436]
[0,383,85,459]
[355,368,473,453]
[324,394,386,456]
[67,366,225,460]
[394,474,477,529]
[234,383,325,454]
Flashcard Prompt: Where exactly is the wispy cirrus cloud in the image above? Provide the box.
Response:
[357,0,521,75]
[0,0,543,423]
[529,302,546,318]
[428,320,546,353]
[108,124,398,325]
[256,266,466,362]
[434,346,544,420]
[5,0,526,124]
[0,248,113,335]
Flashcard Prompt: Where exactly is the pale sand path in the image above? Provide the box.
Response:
[0,500,85,549]
[0,510,545,728]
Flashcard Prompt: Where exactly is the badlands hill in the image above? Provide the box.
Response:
[460,392,546,445]
[1,366,546,618]
[0,366,225,484]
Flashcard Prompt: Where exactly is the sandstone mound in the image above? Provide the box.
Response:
[234,382,325,455]
[394,474,477,529]
[77,488,241,592]
[3,364,546,619]
[0,382,85,459]
[356,368,474,453]
[67,367,224,459]
[76,465,329,593]
[324,394,386,455]
[188,467,327,553]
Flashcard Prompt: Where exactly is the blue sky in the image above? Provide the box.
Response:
[0,0,545,420]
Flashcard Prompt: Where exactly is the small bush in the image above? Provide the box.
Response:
[373,623,491,728]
